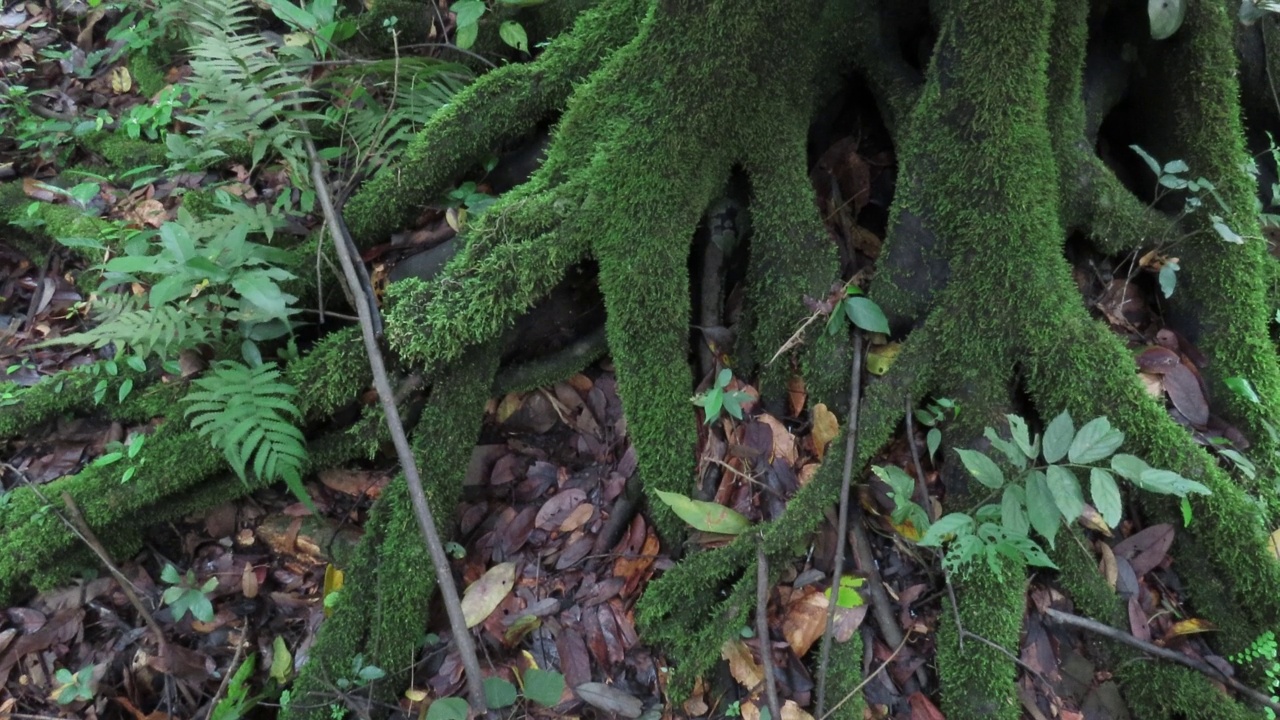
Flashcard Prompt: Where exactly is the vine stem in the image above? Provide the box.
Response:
[306,139,489,716]
[814,329,864,718]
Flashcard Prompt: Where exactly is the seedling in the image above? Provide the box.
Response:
[692,368,751,424]
[161,563,218,622]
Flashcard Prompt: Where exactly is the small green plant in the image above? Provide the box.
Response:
[161,563,218,622]
[476,668,566,712]
[692,368,752,424]
[50,665,96,704]
[1231,630,1279,719]
[826,285,890,335]
[914,397,958,462]
[335,654,386,690]
[210,654,259,720]
[450,0,531,52]
[879,412,1210,575]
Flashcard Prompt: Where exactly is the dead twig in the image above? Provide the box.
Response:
[756,538,783,720]
[815,329,864,718]
[307,139,488,716]
[1042,607,1280,714]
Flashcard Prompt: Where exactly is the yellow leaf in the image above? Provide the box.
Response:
[405,688,428,702]
[865,342,902,376]
[1169,618,1216,636]
[461,562,516,628]
[1268,527,1280,560]
[270,636,293,683]
[811,404,839,461]
[323,564,344,618]
[109,66,132,93]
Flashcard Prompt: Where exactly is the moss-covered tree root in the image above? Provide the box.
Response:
[282,345,498,720]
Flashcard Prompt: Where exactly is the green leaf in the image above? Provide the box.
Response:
[919,512,974,547]
[1005,414,1037,460]
[1180,496,1194,527]
[1163,159,1190,174]
[824,575,866,609]
[118,378,133,402]
[927,428,941,461]
[1149,0,1186,40]
[716,367,733,388]
[843,296,890,334]
[1210,215,1244,244]
[1130,145,1162,176]
[522,668,564,707]
[265,0,318,30]
[1001,485,1029,537]
[498,21,528,52]
[1225,377,1261,404]
[455,21,478,49]
[982,427,1028,470]
[654,490,751,535]
[955,448,1005,489]
[1042,411,1074,464]
[1025,471,1060,548]
[1159,261,1178,299]
[161,563,181,584]
[1110,453,1150,481]
[484,677,518,709]
[1090,468,1123,528]
[451,0,485,26]
[1068,417,1124,464]
[1045,465,1085,523]
[1136,468,1211,497]
[426,697,470,720]
[270,636,293,683]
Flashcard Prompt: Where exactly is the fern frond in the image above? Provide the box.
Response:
[39,296,219,359]
[183,360,313,509]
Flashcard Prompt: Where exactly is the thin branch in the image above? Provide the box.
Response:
[1042,607,1280,714]
[306,139,488,716]
[815,329,864,718]
[756,539,783,720]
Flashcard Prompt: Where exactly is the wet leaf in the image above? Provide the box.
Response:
[462,562,516,628]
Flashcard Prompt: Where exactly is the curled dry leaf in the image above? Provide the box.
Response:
[721,639,764,689]
[782,587,828,657]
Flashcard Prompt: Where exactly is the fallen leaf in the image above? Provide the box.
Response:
[1168,618,1216,637]
[787,375,806,416]
[1163,364,1209,426]
[575,682,643,718]
[1097,542,1118,590]
[811,404,839,460]
[1112,523,1175,577]
[782,587,828,657]
[536,488,587,530]
[721,639,764,689]
[462,562,516,628]
[759,414,798,465]
[110,65,132,93]
[655,490,751,535]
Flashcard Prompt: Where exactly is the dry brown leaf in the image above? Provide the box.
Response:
[786,375,806,417]
[781,587,828,657]
[811,403,839,461]
[559,502,595,533]
[1138,371,1165,399]
[797,462,819,487]
[568,373,593,392]
[721,639,764,689]
[759,414,797,465]
[1097,541,1118,590]
[741,700,815,720]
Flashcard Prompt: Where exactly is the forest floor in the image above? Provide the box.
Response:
[0,2,1265,719]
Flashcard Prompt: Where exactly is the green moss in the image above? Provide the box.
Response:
[936,559,1023,720]
[127,49,169,98]
[822,631,866,720]
[343,0,646,245]
[285,344,499,720]
[79,133,168,172]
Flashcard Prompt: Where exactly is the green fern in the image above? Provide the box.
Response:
[41,293,220,360]
[183,360,312,508]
